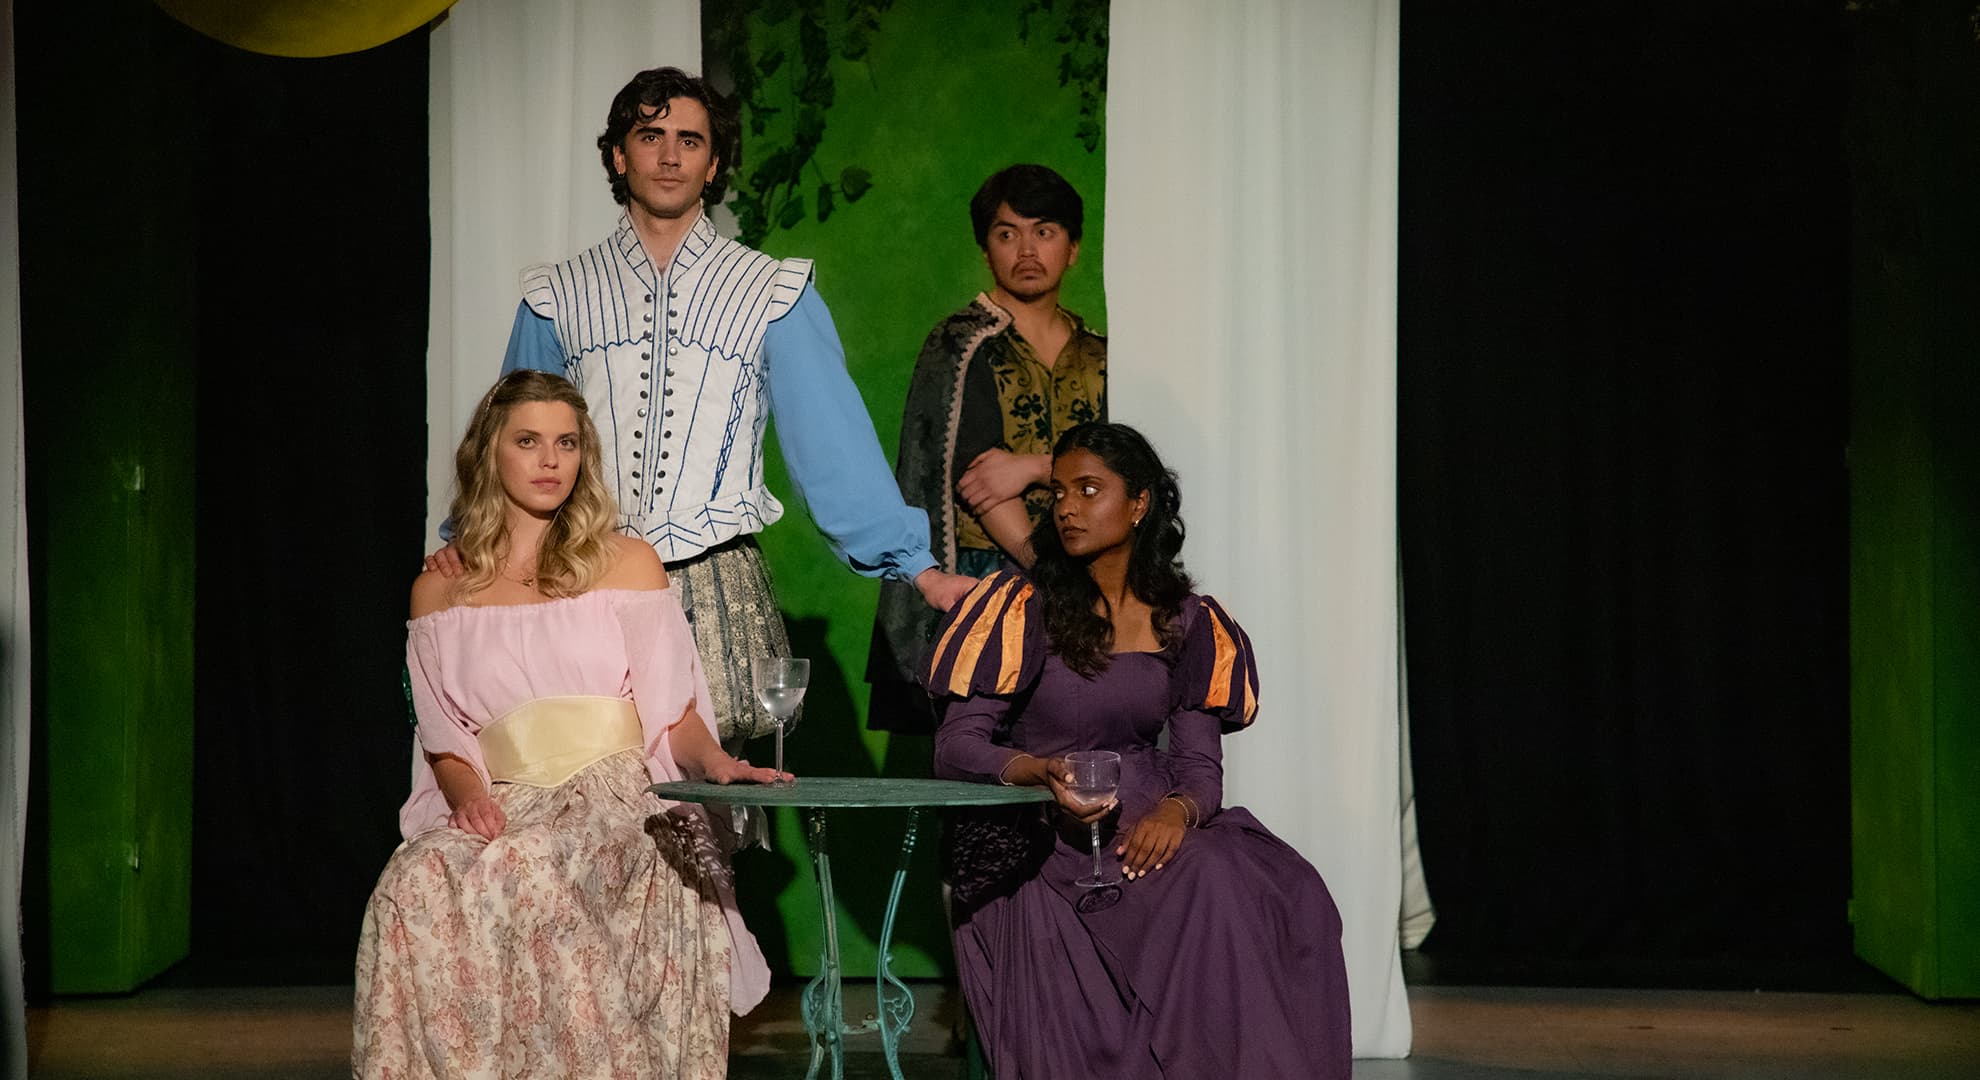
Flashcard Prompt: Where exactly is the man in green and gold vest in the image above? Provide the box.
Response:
[867,164,1107,735]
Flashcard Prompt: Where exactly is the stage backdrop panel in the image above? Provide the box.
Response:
[1399,1,1852,990]
[1105,0,1412,1058]
[1846,0,1980,1000]
[184,24,430,983]
[16,0,201,993]
[709,0,1108,978]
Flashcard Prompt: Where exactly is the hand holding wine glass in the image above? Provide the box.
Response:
[1059,750,1122,887]
[1042,759,1116,824]
[750,657,808,788]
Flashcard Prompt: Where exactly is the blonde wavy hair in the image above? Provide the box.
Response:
[449,370,619,600]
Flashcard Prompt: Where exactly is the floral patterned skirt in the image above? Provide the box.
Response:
[353,749,732,1079]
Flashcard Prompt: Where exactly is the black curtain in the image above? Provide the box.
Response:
[182,20,430,982]
[1399,2,1852,984]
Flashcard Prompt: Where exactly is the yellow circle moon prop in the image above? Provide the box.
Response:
[154,0,457,59]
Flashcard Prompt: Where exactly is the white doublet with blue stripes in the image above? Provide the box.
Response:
[522,212,812,562]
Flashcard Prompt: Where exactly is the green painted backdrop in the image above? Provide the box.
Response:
[706,0,1107,977]
[1844,0,1980,1000]
[18,0,199,993]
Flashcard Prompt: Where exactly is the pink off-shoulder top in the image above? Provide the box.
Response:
[399,586,769,1013]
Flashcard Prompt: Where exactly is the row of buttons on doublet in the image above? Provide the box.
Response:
[631,288,677,498]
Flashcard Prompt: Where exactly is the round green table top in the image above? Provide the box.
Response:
[649,777,1052,808]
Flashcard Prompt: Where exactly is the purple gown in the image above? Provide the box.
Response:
[924,571,1351,1079]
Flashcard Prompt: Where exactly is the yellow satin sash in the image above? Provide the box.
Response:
[478,696,642,788]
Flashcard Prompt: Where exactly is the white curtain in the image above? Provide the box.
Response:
[1106,0,1411,1058]
[426,0,700,539]
[1397,581,1436,950]
[2,0,30,1071]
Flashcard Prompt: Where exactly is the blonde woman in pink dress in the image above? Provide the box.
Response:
[354,370,784,1079]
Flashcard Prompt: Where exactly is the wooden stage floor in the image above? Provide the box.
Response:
[26,979,1980,1078]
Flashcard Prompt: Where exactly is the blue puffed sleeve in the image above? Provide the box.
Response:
[763,284,938,582]
[501,300,564,375]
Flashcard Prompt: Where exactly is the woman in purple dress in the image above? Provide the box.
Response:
[924,422,1351,1078]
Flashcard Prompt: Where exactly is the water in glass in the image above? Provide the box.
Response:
[1064,750,1122,887]
[749,657,809,787]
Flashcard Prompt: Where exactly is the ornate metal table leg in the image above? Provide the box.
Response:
[873,806,922,1080]
[800,807,845,1080]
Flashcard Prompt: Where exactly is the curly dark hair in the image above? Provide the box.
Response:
[969,164,1085,250]
[596,67,739,209]
[1027,423,1193,677]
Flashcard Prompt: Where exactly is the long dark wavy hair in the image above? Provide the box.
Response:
[1027,423,1193,676]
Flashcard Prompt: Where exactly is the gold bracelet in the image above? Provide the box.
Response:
[1162,793,1200,828]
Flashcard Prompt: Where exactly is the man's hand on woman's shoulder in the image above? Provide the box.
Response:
[423,542,465,578]
[916,567,979,612]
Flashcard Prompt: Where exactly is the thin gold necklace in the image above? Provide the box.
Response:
[500,556,538,589]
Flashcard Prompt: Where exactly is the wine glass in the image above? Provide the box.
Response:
[1063,750,1121,887]
[750,657,809,788]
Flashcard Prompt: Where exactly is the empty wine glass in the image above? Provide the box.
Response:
[750,657,808,788]
[1063,750,1121,887]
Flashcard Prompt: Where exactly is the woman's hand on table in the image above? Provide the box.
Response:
[1116,798,1189,880]
[670,705,788,784]
[449,795,507,840]
[704,755,790,786]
